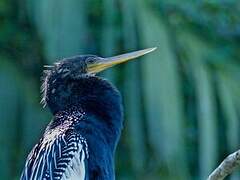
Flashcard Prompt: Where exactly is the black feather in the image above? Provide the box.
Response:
[21,55,123,180]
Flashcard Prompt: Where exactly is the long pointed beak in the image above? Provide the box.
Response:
[88,47,157,74]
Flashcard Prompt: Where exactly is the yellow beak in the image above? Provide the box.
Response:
[88,47,157,74]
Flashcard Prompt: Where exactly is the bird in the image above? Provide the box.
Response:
[20,47,156,180]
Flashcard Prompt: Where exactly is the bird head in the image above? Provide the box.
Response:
[41,48,156,114]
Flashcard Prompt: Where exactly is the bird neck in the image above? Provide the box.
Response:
[46,75,122,115]
[45,76,123,179]
[46,75,123,146]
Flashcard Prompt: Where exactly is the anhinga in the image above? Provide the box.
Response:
[21,47,156,180]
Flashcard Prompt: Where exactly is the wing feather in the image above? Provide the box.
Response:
[21,129,88,180]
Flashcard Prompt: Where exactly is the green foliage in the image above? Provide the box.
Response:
[1,0,240,179]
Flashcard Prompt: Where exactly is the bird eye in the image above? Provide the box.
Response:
[86,57,96,64]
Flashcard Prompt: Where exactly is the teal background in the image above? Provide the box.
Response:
[1,0,240,179]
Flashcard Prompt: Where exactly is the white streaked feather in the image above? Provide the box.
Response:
[61,147,85,180]
[21,109,88,180]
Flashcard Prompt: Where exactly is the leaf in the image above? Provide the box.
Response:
[121,0,146,174]
[29,0,88,62]
[0,61,22,179]
[179,33,218,179]
[137,1,189,178]
[100,0,118,83]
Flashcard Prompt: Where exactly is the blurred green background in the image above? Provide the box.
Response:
[1,0,240,179]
